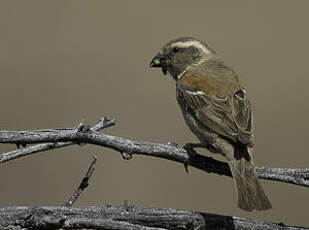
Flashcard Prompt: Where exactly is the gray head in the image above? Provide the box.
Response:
[150,37,216,80]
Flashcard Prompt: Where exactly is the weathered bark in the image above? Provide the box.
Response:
[0,118,308,187]
[0,205,307,230]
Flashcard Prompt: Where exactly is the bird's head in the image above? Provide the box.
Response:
[150,37,215,80]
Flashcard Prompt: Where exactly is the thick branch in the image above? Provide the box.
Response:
[0,121,308,187]
[0,205,307,230]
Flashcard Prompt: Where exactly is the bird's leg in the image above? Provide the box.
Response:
[183,142,208,174]
[183,143,206,156]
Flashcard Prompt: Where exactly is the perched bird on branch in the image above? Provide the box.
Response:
[150,37,271,211]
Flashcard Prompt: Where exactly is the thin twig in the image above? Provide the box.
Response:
[65,156,98,207]
[0,118,308,187]
[0,117,115,163]
[0,205,307,230]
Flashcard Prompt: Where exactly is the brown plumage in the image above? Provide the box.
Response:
[177,59,254,147]
[150,37,271,211]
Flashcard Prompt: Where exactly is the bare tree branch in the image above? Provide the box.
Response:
[0,205,307,230]
[0,118,308,229]
[64,155,97,206]
[0,117,308,188]
[0,117,115,163]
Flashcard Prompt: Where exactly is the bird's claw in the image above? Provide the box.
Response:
[183,143,198,157]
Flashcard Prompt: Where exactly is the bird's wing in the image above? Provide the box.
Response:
[177,60,254,146]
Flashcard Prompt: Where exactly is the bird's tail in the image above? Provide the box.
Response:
[228,146,272,211]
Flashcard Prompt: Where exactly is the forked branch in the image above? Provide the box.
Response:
[0,117,308,188]
[0,117,308,229]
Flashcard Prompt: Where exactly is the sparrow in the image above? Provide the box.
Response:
[149,37,271,211]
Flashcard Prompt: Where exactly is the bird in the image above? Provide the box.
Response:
[149,37,271,211]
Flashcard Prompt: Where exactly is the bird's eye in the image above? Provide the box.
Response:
[172,47,180,53]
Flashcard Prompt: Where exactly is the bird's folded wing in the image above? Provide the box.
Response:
[177,67,254,146]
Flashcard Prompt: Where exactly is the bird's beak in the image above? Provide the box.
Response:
[149,53,170,75]
[149,53,170,67]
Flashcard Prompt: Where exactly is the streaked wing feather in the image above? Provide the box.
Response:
[178,86,239,142]
[177,62,254,146]
[233,89,254,144]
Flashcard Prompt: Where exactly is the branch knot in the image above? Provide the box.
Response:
[22,208,65,229]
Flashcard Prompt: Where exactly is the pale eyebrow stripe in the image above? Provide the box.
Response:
[172,41,210,54]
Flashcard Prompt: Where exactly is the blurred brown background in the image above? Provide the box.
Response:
[0,0,308,226]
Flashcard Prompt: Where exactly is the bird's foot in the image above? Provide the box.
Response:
[183,143,200,157]
[183,143,203,174]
